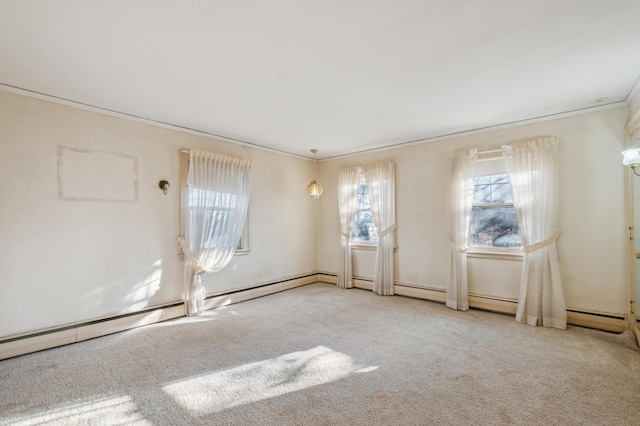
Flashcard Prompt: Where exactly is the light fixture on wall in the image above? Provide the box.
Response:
[306,149,323,198]
[622,148,640,176]
[159,180,170,195]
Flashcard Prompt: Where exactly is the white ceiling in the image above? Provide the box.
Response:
[2,0,640,159]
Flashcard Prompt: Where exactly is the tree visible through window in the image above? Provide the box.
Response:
[351,177,379,243]
[469,174,521,248]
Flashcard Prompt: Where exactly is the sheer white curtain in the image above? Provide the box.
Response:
[446,148,477,311]
[178,150,252,316]
[364,162,396,296]
[503,137,566,329]
[337,167,361,289]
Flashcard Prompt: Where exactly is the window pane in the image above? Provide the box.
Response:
[469,206,521,247]
[492,183,512,203]
[492,174,509,184]
[359,182,371,209]
[473,183,491,204]
[475,176,491,185]
[351,210,379,243]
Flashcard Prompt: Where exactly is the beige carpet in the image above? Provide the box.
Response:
[0,282,638,425]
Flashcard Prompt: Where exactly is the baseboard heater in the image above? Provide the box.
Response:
[0,272,319,361]
[0,302,186,361]
[316,272,627,333]
[1,273,626,360]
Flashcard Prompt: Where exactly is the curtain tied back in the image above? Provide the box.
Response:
[522,228,561,254]
[446,148,477,311]
[337,167,361,289]
[378,223,397,238]
[503,136,566,329]
[181,149,252,316]
[364,161,396,296]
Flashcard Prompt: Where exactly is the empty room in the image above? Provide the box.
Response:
[1,1,639,425]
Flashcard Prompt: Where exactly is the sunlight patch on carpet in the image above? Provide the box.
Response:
[4,394,150,426]
[355,365,379,373]
[163,345,368,414]
[150,310,222,327]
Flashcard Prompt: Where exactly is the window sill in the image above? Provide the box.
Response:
[178,249,251,261]
[350,243,377,251]
[350,243,398,251]
[466,248,523,261]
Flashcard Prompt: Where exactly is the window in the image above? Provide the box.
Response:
[188,188,248,252]
[469,173,521,248]
[351,176,379,243]
[180,151,249,256]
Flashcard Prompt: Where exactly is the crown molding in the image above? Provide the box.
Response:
[1,82,631,163]
[0,83,312,161]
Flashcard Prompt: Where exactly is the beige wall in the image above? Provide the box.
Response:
[0,90,318,337]
[318,107,629,316]
[0,87,631,339]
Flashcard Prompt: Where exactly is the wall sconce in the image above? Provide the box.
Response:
[622,148,640,176]
[158,180,170,195]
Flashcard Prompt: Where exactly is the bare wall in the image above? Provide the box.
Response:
[0,90,318,337]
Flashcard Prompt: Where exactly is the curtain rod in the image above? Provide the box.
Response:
[478,148,502,154]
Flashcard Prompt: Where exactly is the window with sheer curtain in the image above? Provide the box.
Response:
[351,174,379,244]
[179,149,252,316]
[364,162,396,295]
[447,138,565,329]
[469,174,521,249]
[187,187,249,253]
[337,162,396,295]
[503,137,565,329]
[180,152,249,255]
[465,152,522,251]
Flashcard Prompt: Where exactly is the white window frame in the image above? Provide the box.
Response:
[179,151,250,258]
[349,170,398,251]
[467,151,522,260]
[350,173,378,250]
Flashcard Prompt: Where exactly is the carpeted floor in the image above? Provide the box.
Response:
[0,282,638,425]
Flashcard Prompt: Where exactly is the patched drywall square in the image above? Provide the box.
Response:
[57,146,138,201]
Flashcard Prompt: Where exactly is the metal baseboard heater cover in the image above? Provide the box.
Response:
[0,273,318,360]
[0,272,626,360]
[316,272,627,333]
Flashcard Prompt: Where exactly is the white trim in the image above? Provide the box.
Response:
[0,273,321,360]
[316,272,338,285]
[1,273,628,360]
[624,120,640,334]
[322,103,626,160]
[625,74,640,104]
[0,85,310,161]
[350,243,377,251]
[1,84,627,162]
[0,303,185,360]
[350,243,399,251]
[203,274,317,310]
[346,281,626,332]
[466,249,523,261]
